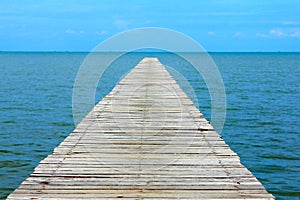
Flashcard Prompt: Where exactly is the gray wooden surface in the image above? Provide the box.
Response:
[7,58,274,199]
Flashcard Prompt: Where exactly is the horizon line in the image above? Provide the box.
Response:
[1,50,300,53]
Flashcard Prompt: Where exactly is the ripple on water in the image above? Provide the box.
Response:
[1,52,300,199]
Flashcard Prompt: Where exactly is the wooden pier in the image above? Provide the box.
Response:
[7,58,274,199]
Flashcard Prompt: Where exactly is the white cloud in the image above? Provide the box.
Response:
[97,30,108,35]
[233,32,241,37]
[65,28,85,35]
[269,29,285,37]
[256,33,268,38]
[208,31,215,36]
[65,28,76,34]
[283,21,300,25]
[256,28,300,38]
[290,31,300,38]
[114,19,129,29]
[144,20,152,25]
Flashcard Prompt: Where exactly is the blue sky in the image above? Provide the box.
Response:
[0,0,300,51]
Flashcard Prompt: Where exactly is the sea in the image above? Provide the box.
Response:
[0,52,299,199]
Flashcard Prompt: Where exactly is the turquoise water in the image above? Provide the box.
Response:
[0,52,299,199]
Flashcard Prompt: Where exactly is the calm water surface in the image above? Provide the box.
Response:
[0,52,299,199]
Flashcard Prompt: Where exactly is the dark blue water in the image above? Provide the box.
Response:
[0,52,299,199]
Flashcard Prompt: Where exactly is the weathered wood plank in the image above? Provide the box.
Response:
[7,58,274,199]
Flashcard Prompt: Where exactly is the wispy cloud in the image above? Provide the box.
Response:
[269,29,285,37]
[256,33,268,38]
[65,28,85,35]
[291,31,300,38]
[283,21,300,25]
[233,32,242,37]
[96,30,108,35]
[65,28,76,34]
[208,31,215,36]
[114,19,129,29]
[256,28,300,38]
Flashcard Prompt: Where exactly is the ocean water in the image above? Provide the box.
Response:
[0,52,299,199]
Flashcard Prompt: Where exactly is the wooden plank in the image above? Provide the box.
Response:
[7,58,274,199]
